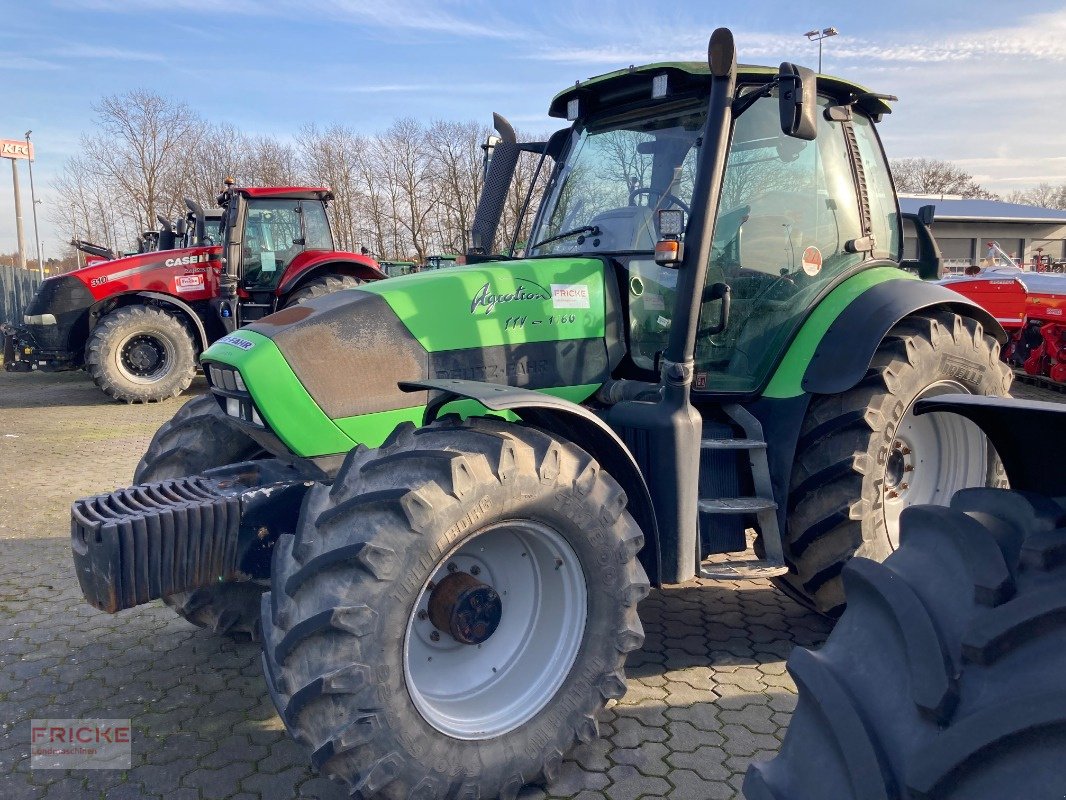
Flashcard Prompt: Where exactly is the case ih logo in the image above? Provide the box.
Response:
[0,140,33,160]
[470,280,550,315]
[164,254,209,267]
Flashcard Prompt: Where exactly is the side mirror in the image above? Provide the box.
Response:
[917,203,935,227]
[778,62,818,141]
[900,211,943,280]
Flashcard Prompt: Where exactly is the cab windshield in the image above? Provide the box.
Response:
[241,198,334,289]
[528,106,706,256]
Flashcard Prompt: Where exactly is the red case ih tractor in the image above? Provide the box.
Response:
[3,182,385,401]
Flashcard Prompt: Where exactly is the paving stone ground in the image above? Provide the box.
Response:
[1,370,1060,799]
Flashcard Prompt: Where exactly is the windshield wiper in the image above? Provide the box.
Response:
[530,225,601,250]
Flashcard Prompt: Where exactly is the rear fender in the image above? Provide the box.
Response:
[276,255,387,297]
[795,276,1006,397]
[400,378,663,585]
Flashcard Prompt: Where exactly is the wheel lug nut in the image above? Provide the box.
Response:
[447,563,458,573]
[417,609,428,621]
[430,631,440,642]
[904,465,914,472]
[900,483,909,490]
[901,447,912,455]
[470,565,481,576]
[887,490,899,499]
[427,581,435,591]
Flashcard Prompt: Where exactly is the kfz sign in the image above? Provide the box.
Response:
[0,140,34,160]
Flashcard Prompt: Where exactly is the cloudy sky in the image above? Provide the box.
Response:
[3,0,1066,255]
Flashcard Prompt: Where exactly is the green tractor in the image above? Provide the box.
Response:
[72,28,1011,798]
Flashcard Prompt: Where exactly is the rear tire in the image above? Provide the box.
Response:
[86,305,198,403]
[778,310,1012,614]
[135,395,265,639]
[746,488,1066,800]
[261,416,649,799]
[283,274,364,307]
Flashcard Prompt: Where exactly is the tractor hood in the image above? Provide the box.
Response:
[200,257,624,458]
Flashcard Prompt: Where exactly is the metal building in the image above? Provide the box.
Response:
[900,196,1066,272]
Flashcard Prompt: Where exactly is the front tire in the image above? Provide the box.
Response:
[746,488,1066,800]
[86,305,198,402]
[780,310,1012,614]
[135,395,266,639]
[261,417,649,799]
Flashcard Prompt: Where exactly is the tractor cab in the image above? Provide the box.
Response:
[524,63,900,393]
[213,183,381,325]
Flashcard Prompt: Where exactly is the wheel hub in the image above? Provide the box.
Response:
[883,440,912,494]
[427,571,502,645]
[121,336,166,376]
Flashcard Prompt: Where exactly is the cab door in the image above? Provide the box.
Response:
[693,93,871,393]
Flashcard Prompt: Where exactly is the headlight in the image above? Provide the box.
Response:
[207,364,265,428]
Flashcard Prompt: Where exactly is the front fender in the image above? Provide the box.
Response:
[400,378,663,585]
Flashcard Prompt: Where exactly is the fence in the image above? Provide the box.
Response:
[0,266,42,327]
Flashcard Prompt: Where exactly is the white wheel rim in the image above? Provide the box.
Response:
[403,519,587,740]
[883,380,989,548]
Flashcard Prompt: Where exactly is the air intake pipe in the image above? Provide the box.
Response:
[467,113,519,257]
[184,197,207,247]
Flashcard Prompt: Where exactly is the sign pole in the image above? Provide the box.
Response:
[25,131,43,278]
[11,158,26,270]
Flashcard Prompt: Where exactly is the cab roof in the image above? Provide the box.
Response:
[549,62,893,122]
[237,187,333,201]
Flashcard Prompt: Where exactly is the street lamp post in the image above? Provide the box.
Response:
[71,202,81,270]
[25,131,43,279]
[804,27,839,73]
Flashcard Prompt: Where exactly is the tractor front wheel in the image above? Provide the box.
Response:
[261,417,649,799]
[780,310,1012,615]
[86,305,198,402]
[135,395,266,639]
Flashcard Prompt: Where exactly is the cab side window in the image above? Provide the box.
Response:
[694,93,866,391]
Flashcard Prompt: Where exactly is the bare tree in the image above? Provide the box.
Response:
[82,90,204,234]
[299,124,369,252]
[426,119,487,255]
[890,158,996,199]
[377,119,437,262]
[1003,182,1066,210]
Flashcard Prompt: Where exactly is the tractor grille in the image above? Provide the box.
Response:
[207,363,265,427]
[71,478,242,613]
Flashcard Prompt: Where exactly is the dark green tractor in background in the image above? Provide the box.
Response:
[72,28,1013,799]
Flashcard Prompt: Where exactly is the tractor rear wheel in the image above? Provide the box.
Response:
[779,310,1012,615]
[746,488,1066,800]
[261,416,649,799]
[86,305,198,402]
[135,394,266,639]
[283,274,364,307]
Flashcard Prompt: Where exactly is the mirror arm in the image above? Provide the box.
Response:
[732,78,778,118]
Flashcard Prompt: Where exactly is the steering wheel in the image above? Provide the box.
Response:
[628,187,691,213]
